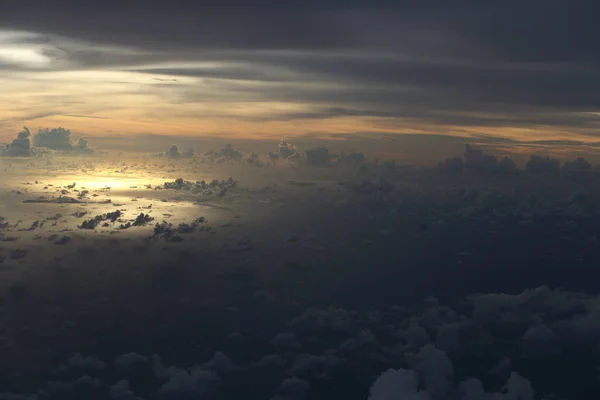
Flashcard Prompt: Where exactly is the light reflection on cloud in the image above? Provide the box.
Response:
[0,45,51,67]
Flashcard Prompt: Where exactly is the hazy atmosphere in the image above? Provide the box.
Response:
[2,1,600,399]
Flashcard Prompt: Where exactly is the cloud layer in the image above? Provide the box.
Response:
[1,1,599,142]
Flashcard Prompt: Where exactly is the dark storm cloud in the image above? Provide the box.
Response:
[131,56,600,109]
[2,0,600,136]
[3,0,599,60]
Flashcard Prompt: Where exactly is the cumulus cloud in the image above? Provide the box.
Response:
[66,353,106,371]
[562,156,593,177]
[0,127,32,156]
[253,354,287,369]
[304,147,331,167]
[272,377,310,400]
[525,155,561,176]
[271,332,302,351]
[403,319,430,351]
[432,144,600,179]
[46,375,104,397]
[409,345,453,400]
[114,352,150,376]
[463,144,518,174]
[0,126,93,156]
[205,144,243,162]
[269,139,299,161]
[338,151,367,166]
[368,346,536,400]
[489,357,512,381]
[434,323,465,354]
[438,156,463,173]
[522,323,561,357]
[109,380,143,400]
[290,354,343,378]
[149,354,222,399]
[33,127,93,153]
[289,307,356,333]
[161,177,235,196]
[200,351,237,374]
[337,329,378,354]
[167,145,181,159]
[0,394,40,400]
[158,368,220,400]
[367,368,429,400]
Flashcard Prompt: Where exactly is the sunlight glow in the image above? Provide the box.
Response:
[0,46,51,67]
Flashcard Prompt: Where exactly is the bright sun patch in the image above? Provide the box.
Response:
[0,46,51,67]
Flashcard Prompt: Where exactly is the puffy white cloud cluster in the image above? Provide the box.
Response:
[562,156,592,177]
[269,139,298,161]
[435,144,600,180]
[0,127,33,157]
[244,151,271,167]
[162,145,195,159]
[368,345,535,400]
[271,377,310,400]
[304,146,331,167]
[0,349,238,400]
[438,156,464,173]
[201,144,243,162]
[4,282,600,400]
[525,155,561,176]
[78,210,123,230]
[161,177,235,197]
[271,332,302,351]
[0,127,93,157]
[439,144,517,174]
[154,138,367,169]
[151,216,207,241]
[109,380,143,400]
[289,306,357,333]
[33,127,73,150]
[290,353,343,378]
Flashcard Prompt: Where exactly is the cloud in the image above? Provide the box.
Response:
[289,307,356,333]
[524,155,561,175]
[0,127,32,156]
[114,353,150,376]
[273,377,310,399]
[409,345,453,400]
[403,319,430,351]
[46,375,104,397]
[200,351,237,375]
[438,156,463,173]
[369,345,537,400]
[1,1,600,139]
[463,144,517,173]
[66,353,106,371]
[337,330,378,354]
[522,323,561,357]
[367,368,430,400]
[270,332,302,351]
[290,354,343,378]
[0,126,94,156]
[304,147,332,167]
[158,368,220,400]
[32,127,93,152]
[109,380,143,400]
[562,157,593,176]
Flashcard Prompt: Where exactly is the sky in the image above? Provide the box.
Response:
[1,0,600,144]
